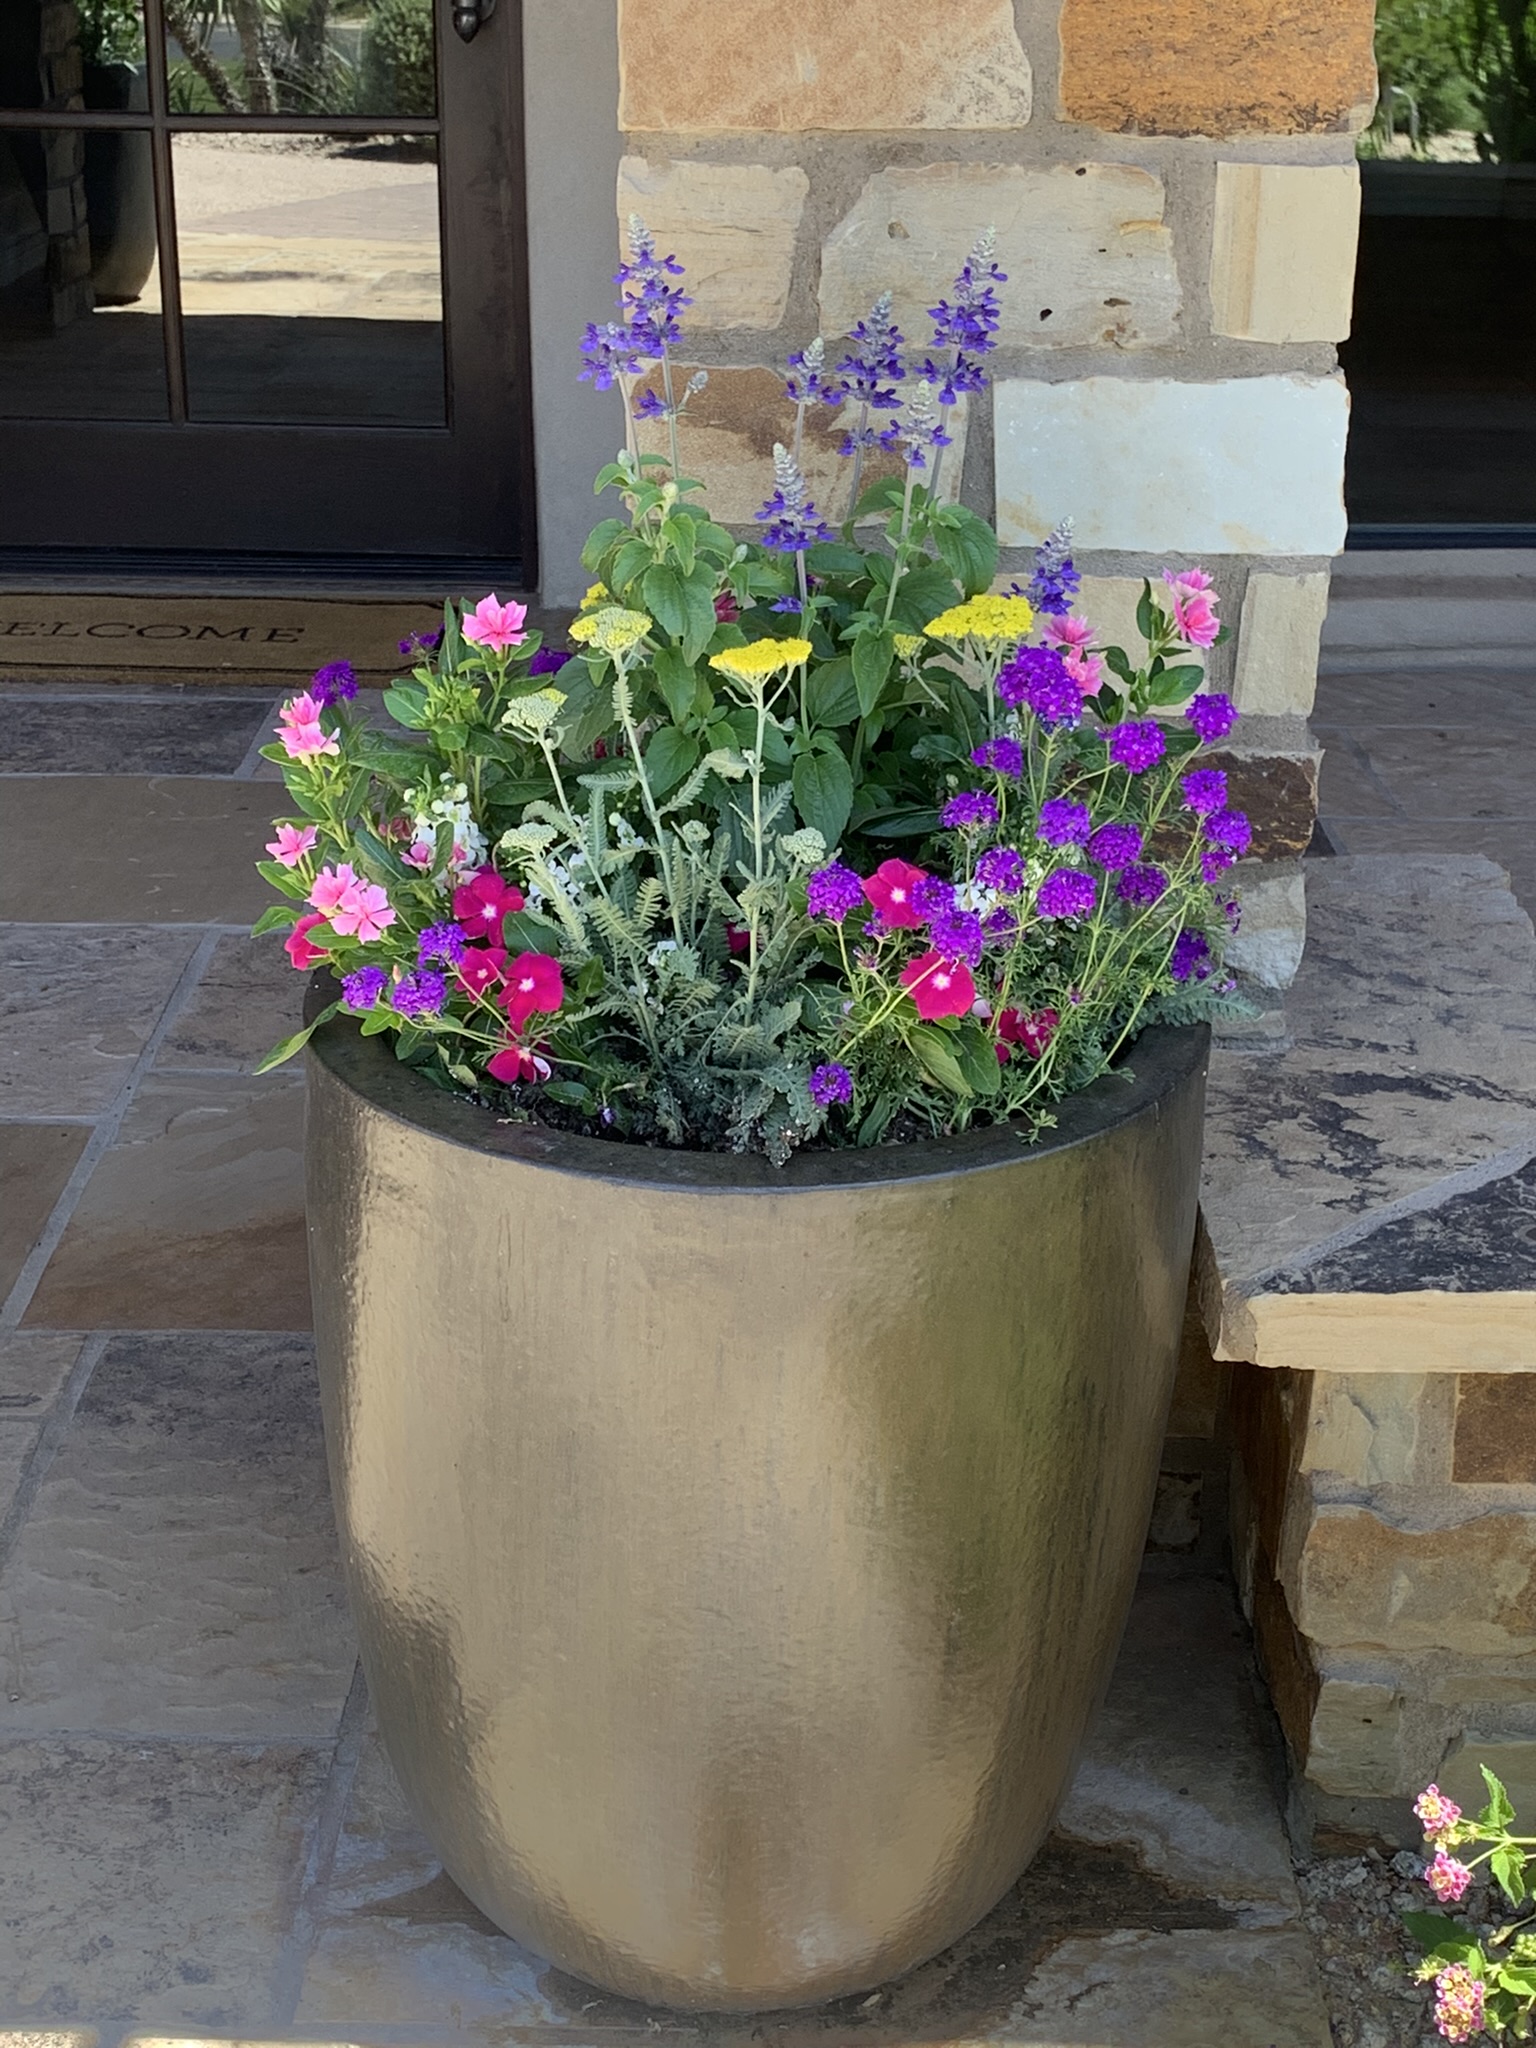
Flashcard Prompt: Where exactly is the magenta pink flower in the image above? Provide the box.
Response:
[1433,1963,1486,2042]
[996,1006,1059,1061]
[1162,568,1220,649]
[284,912,329,971]
[265,822,318,868]
[862,859,930,930]
[456,946,508,999]
[308,863,359,916]
[900,951,976,1021]
[1041,614,1106,696]
[277,691,340,759]
[452,869,526,943]
[501,951,564,1032]
[487,1038,551,1085]
[462,593,529,654]
[1426,1851,1474,1904]
[402,839,435,872]
[1415,1785,1464,1840]
[329,878,396,943]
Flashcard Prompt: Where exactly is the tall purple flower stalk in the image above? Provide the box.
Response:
[832,289,906,517]
[579,213,694,472]
[917,227,1005,496]
[1026,519,1081,617]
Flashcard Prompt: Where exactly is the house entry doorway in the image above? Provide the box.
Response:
[0,0,531,579]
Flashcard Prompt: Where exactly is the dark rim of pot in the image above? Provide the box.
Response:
[304,973,1208,1194]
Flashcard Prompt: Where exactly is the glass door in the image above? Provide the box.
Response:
[0,0,530,575]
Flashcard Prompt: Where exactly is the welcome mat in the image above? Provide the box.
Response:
[0,596,449,677]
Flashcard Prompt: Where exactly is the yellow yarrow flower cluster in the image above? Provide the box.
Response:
[709,637,814,683]
[579,582,610,610]
[924,594,1035,644]
[892,633,926,661]
[570,606,652,655]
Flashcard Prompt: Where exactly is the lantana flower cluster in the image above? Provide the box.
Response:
[1403,1772,1536,2040]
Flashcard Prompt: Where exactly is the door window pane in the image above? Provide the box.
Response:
[172,131,443,424]
[1,0,147,111]
[165,0,436,119]
[0,125,167,419]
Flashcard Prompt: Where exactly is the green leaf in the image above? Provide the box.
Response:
[1497,1964,1536,1995]
[805,654,861,728]
[1136,578,1157,644]
[542,1080,591,1108]
[643,723,700,797]
[652,645,700,726]
[250,904,299,937]
[863,805,940,839]
[1104,646,1137,686]
[558,675,614,760]
[256,858,310,899]
[1404,1911,1480,1961]
[857,1091,898,1146]
[791,745,853,849]
[350,821,408,884]
[641,563,688,641]
[581,514,629,568]
[591,463,627,496]
[382,683,430,730]
[852,629,896,716]
[679,568,720,664]
[607,537,652,597]
[805,540,868,580]
[931,507,999,596]
[887,562,964,629]
[953,1023,1003,1096]
[849,476,904,522]
[1495,1845,1531,1905]
[253,1000,339,1074]
[358,1007,394,1036]
[503,909,566,954]
[660,512,697,576]
[907,1023,971,1097]
[1483,1768,1518,1832]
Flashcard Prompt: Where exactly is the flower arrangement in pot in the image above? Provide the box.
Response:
[264,224,1246,2010]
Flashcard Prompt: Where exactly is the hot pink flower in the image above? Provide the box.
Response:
[501,951,564,1032]
[462,593,529,654]
[1415,1785,1464,1840]
[284,912,329,970]
[329,878,396,943]
[862,859,930,930]
[402,839,435,872]
[308,863,359,915]
[1426,1851,1474,1904]
[266,822,318,868]
[277,692,339,759]
[452,869,526,943]
[996,1006,1060,1061]
[900,951,976,1021]
[714,591,741,623]
[725,923,751,955]
[487,1039,552,1085]
[1162,568,1220,650]
[456,946,507,999]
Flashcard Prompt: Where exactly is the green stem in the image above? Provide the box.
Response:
[881,464,919,628]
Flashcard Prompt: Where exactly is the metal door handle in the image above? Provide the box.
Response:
[453,0,496,40]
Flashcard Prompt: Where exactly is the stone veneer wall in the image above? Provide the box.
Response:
[609,0,1376,985]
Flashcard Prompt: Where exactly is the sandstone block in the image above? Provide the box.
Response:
[1293,1505,1536,1656]
[1306,1674,1458,1799]
[1202,744,1319,861]
[1455,1376,1536,1485]
[994,376,1350,555]
[1211,164,1361,344]
[1226,861,1306,989]
[1234,572,1332,716]
[1441,1739,1536,1827]
[618,158,808,331]
[633,363,967,524]
[1059,0,1378,139]
[1300,1373,1449,1487]
[819,163,1178,352]
[618,0,1032,132]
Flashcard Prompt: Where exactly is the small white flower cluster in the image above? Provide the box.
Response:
[404,773,487,880]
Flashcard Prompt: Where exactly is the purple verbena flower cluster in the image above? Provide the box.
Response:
[997,646,1081,727]
[808,1061,854,1107]
[971,735,1024,779]
[940,789,999,831]
[806,863,865,922]
[311,659,358,707]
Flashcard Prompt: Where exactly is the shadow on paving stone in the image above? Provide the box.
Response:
[0,694,278,776]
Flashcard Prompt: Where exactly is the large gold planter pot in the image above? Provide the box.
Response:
[304,1009,1209,2011]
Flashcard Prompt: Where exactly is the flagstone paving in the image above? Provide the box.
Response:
[18,677,1500,2045]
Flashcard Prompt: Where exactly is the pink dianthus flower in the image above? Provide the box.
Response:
[265,822,318,868]
[1041,613,1105,695]
[462,593,529,654]
[308,863,359,916]
[1162,567,1220,649]
[284,912,328,971]
[277,691,339,759]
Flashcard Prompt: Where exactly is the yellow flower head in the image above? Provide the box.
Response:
[570,606,652,655]
[924,594,1035,645]
[892,633,926,661]
[709,637,814,683]
[579,582,610,611]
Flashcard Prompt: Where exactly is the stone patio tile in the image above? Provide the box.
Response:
[0,1735,325,2027]
[1322,818,1535,917]
[0,1423,40,1520]
[0,1126,89,1303]
[1314,666,1536,728]
[0,1334,353,1739]
[0,928,200,1115]
[0,1336,85,1417]
[0,780,276,925]
[1337,725,1536,818]
[0,2030,99,2046]
[1057,1578,1298,1919]
[23,1074,308,1332]
[1311,731,1398,819]
[992,1927,1330,2045]
[154,937,305,1074]
[0,697,277,776]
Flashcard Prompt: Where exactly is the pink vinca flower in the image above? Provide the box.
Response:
[452,869,526,943]
[284,912,329,971]
[501,952,564,1033]
[265,822,318,868]
[456,946,508,999]
[862,859,930,930]
[1162,568,1220,649]
[1415,1785,1464,1841]
[463,593,529,654]
[329,878,396,943]
[1426,1851,1474,1905]
[308,863,359,916]
[996,1006,1060,1062]
[487,1039,552,1085]
[277,691,339,759]
[1041,614,1105,696]
[900,951,976,1021]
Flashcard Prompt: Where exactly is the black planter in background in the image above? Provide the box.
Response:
[82,61,156,305]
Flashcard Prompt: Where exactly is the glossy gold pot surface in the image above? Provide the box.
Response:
[305,1009,1207,2011]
